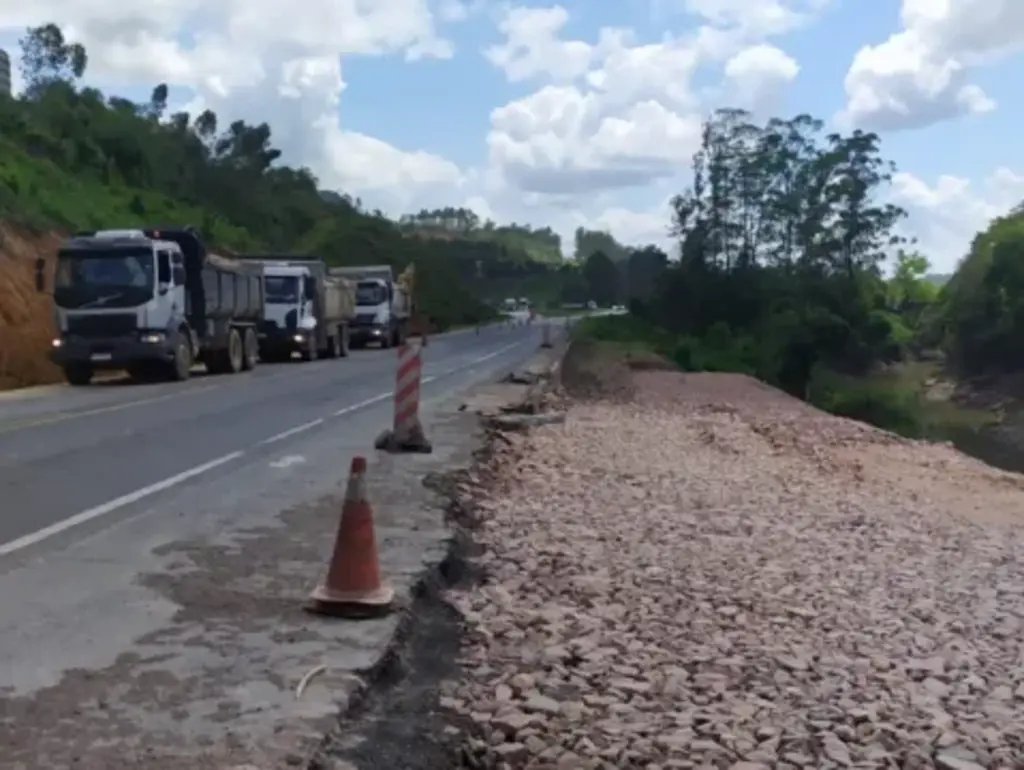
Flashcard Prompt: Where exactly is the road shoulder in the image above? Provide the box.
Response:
[0,341,565,770]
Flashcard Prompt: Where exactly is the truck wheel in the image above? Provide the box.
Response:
[339,326,350,358]
[326,331,342,359]
[170,337,192,381]
[227,328,244,373]
[64,365,93,386]
[300,335,318,362]
[242,328,258,370]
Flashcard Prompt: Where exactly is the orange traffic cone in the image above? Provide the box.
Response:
[307,456,394,618]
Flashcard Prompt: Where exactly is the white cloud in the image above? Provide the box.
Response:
[0,0,462,208]
[837,0,1024,130]
[891,168,1024,271]
[484,6,595,83]
[0,1,820,255]
[484,3,813,198]
[722,43,799,114]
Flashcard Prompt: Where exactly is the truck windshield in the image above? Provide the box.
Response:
[265,275,300,303]
[53,248,155,308]
[356,282,386,305]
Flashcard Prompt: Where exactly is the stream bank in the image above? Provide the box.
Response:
[870,360,1024,474]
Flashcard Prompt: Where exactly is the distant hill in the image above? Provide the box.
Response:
[398,208,564,264]
[925,273,952,286]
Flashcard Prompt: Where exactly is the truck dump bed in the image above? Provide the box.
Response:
[328,265,393,283]
[145,229,264,327]
[203,253,264,322]
[323,276,355,321]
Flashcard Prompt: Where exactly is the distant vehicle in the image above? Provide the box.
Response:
[587,300,598,310]
[328,264,411,348]
[38,226,262,385]
[503,298,518,312]
[236,255,355,362]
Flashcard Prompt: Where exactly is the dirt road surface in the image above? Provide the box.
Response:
[441,349,1024,769]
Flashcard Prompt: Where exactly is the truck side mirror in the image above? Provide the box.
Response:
[304,279,316,300]
[33,258,45,292]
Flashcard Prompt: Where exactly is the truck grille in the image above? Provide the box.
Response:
[66,313,137,338]
[353,313,377,327]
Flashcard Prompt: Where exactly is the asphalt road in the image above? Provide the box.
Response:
[0,318,541,557]
[0,313,563,770]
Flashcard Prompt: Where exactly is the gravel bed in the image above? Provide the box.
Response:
[441,370,1024,769]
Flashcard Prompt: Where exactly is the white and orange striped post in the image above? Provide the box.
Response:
[394,341,421,440]
[375,339,432,453]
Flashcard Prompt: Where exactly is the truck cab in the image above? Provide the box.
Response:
[353,278,394,346]
[41,226,263,385]
[330,264,410,349]
[48,229,188,384]
[260,262,317,358]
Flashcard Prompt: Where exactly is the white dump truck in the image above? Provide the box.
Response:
[236,255,355,361]
[37,226,263,384]
[328,264,411,348]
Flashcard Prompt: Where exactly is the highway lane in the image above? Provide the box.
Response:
[0,319,537,554]
[0,313,557,765]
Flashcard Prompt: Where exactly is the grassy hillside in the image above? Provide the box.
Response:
[0,23,583,388]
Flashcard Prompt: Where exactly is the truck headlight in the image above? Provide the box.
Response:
[140,332,165,344]
[293,333,305,343]
[51,338,62,348]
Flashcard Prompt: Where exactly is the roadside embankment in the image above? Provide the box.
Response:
[0,224,61,390]
[437,340,1024,768]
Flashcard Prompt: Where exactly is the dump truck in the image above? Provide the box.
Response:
[36,226,263,385]
[328,264,411,348]
[236,255,355,362]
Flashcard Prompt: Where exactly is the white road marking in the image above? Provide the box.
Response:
[332,392,392,417]
[270,455,306,468]
[258,417,324,446]
[0,337,532,557]
[0,451,245,556]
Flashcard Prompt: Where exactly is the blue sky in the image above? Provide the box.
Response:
[2,0,1023,271]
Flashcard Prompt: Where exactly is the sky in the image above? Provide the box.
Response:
[0,0,1022,272]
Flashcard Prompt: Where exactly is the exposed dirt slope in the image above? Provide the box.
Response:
[0,224,62,390]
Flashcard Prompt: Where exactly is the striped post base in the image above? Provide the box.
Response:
[374,340,433,453]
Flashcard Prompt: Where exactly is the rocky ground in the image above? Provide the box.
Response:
[436,349,1024,769]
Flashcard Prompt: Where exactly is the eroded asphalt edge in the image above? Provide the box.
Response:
[308,334,570,770]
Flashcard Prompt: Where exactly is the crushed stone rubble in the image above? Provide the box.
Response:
[441,370,1024,769]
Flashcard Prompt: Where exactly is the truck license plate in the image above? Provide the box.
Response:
[90,353,112,362]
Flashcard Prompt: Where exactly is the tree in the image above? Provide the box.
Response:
[574,228,627,263]
[144,83,169,121]
[937,213,1024,372]
[652,108,908,393]
[19,23,87,97]
[582,250,620,306]
[626,245,669,310]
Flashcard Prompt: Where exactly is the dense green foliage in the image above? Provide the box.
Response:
[0,23,643,329]
[571,108,972,435]
[929,210,1024,374]
[632,109,912,395]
